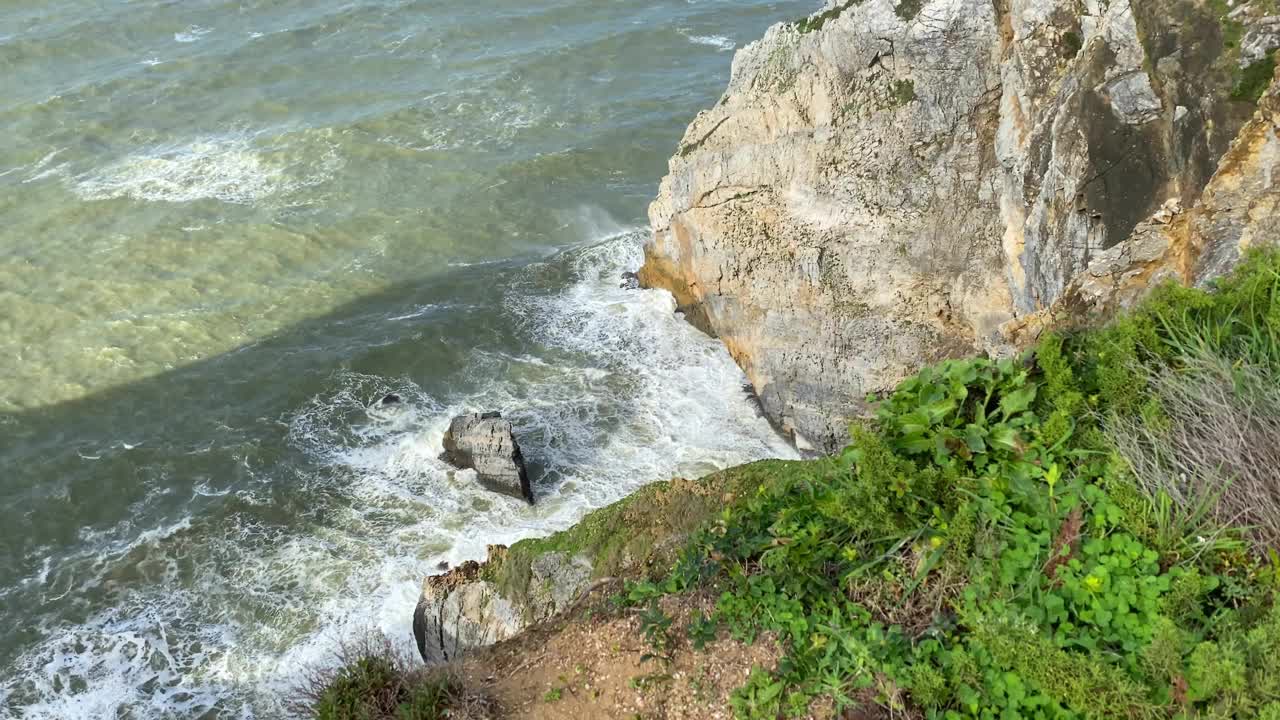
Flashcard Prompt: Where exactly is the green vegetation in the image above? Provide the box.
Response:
[891,79,917,107]
[482,472,762,620]
[298,637,476,720]
[1232,55,1278,103]
[1207,0,1278,104]
[1059,31,1083,59]
[794,0,862,34]
[895,0,924,22]
[623,249,1280,718]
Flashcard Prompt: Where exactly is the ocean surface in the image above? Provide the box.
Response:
[0,1,804,716]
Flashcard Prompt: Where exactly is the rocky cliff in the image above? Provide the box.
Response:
[411,0,1280,668]
[411,464,789,663]
[640,0,1280,451]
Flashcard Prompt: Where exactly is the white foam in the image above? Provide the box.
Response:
[387,304,445,321]
[174,26,211,43]
[2,517,235,718]
[71,134,339,205]
[682,31,735,51]
[17,148,70,184]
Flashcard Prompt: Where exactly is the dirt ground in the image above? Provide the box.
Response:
[455,583,790,720]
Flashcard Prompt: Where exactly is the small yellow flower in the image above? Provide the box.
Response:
[929,536,944,549]
[1084,575,1103,592]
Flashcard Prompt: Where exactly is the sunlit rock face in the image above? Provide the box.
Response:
[642,0,1279,451]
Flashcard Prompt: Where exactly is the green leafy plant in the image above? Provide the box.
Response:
[638,601,675,664]
[688,610,718,650]
[646,250,1280,718]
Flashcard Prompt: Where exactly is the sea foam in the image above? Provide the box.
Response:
[71,134,339,206]
[2,223,795,719]
[683,32,736,51]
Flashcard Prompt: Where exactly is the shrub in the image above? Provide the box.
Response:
[655,250,1280,718]
[1109,353,1280,555]
[293,634,489,720]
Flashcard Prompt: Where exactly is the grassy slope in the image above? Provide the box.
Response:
[483,462,814,620]
[615,249,1280,719]
[310,252,1280,718]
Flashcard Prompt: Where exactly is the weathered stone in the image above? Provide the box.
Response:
[1241,16,1280,68]
[441,412,534,504]
[1080,67,1280,311]
[1100,71,1162,125]
[640,0,1277,452]
[412,547,595,663]
[412,464,789,664]
[1008,67,1280,339]
[413,550,523,663]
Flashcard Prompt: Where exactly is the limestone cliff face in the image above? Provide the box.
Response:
[641,0,1280,451]
[1007,64,1280,338]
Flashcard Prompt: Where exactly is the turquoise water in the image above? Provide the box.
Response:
[0,1,803,716]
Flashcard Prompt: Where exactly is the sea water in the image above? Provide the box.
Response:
[0,0,803,715]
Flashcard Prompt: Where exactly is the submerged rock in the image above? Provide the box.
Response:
[441,412,534,504]
[619,271,641,289]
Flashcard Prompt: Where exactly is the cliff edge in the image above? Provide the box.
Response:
[640,0,1280,451]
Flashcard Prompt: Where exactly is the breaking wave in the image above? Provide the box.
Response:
[2,226,794,718]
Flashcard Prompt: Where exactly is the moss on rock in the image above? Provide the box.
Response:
[1233,54,1278,102]
[483,460,811,616]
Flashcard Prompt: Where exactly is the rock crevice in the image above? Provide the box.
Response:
[641,0,1280,452]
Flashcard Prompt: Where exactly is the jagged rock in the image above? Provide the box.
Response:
[412,547,594,663]
[640,0,1278,452]
[441,412,534,504]
[619,271,640,290]
[1010,65,1280,330]
[412,470,772,664]
[413,550,523,663]
[1241,15,1280,68]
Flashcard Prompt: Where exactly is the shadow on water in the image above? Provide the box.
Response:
[0,229,790,718]
[0,247,611,646]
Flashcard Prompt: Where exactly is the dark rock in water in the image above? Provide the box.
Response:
[619,271,640,290]
[440,412,534,504]
[380,393,402,406]
[436,560,450,571]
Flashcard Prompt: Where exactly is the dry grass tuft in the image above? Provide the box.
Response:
[1109,352,1280,555]
[290,631,494,720]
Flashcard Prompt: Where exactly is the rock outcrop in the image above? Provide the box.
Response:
[412,546,591,663]
[1005,65,1280,341]
[441,412,534,504]
[411,462,796,664]
[640,0,1280,451]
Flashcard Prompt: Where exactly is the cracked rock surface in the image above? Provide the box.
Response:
[441,412,534,504]
[641,0,1280,451]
